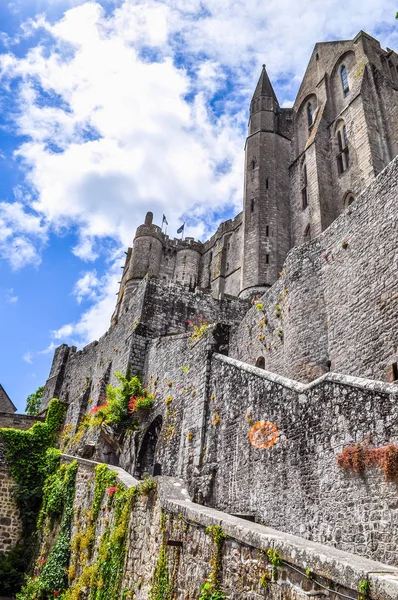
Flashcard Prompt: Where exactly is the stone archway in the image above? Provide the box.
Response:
[135,415,163,479]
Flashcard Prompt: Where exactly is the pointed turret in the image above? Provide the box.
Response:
[240,65,292,299]
[252,64,278,104]
[248,65,280,136]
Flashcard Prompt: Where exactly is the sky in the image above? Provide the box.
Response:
[0,0,397,412]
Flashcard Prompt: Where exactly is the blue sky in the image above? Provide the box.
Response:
[0,0,397,412]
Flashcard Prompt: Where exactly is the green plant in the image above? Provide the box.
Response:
[305,567,312,579]
[0,398,65,536]
[255,302,264,311]
[198,526,226,600]
[277,327,283,340]
[187,318,214,344]
[25,385,45,416]
[267,548,282,582]
[17,460,78,600]
[181,365,190,373]
[259,572,270,588]
[341,239,349,249]
[358,579,370,600]
[87,371,154,430]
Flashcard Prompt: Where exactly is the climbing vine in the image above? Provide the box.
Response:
[149,512,171,600]
[337,442,398,482]
[17,459,78,599]
[198,526,226,600]
[0,399,66,595]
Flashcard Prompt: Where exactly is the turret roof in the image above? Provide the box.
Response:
[252,64,279,104]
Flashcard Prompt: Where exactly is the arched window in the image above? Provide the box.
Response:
[301,162,308,209]
[344,193,355,208]
[307,103,313,128]
[251,159,256,170]
[340,65,349,97]
[251,199,255,212]
[304,224,311,241]
[336,123,350,174]
[256,356,265,369]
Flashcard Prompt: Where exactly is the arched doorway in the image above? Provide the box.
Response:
[255,356,265,369]
[135,415,163,479]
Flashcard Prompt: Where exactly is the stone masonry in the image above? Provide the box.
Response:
[111,30,398,309]
[0,28,393,591]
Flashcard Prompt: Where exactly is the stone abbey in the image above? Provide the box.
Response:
[2,31,398,600]
[112,29,398,321]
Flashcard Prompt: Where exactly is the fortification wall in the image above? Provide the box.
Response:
[203,354,398,566]
[229,154,398,383]
[52,455,398,600]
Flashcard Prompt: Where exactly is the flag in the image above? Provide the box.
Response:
[177,223,185,234]
[162,214,168,226]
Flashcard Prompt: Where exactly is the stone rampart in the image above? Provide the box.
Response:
[204,354,398,566]
[58,454,398,600]
[229,154,398,383]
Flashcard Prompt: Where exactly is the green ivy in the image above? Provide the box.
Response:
[267,548,282,582]
[198,526,226,600]
[17,460,78,600]
[0,399,66,595]
[149,512,171,600]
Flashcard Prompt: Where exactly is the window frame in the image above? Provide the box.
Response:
[336,123,350,175]
[301,163,308,209]
[340,65,350,97]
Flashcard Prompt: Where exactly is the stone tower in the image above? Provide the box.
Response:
[239,66,293,299]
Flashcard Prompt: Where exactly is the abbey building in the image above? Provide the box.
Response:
[112,29,398,326]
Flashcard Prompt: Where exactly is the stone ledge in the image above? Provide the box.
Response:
[213,353,398,396]
[158,476,398,600]
[61,455,398,600]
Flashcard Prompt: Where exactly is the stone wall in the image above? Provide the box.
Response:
[0,444,22,554]
[203,354,398,566]
[0,413,44,430]
[56,455,398,600]
[0,386,16,414]
[229,153,398,383]
[43,278,248,413]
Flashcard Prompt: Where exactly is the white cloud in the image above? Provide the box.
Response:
[0,200,47,269]
[50,259,120,345]
[5,288,18,303]
[72,269,100,303]
[52,323,75,339]
[1,0,398,347]
[39,342,57,354]
[23,351,33,363]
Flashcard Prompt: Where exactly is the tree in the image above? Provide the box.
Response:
[25,386,44,416]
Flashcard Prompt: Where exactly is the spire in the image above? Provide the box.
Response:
[252,64,278,104]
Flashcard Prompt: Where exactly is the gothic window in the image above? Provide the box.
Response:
[265,254,270,264]
[304,224,311,241]
[340,65,349,96]
[336,123,350,174]
[301,163,308,209]
[266,178,269,189]
[344,193,355,208]
[307,103,313,129]
[251,199,255,212]
[265,225,269,237]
